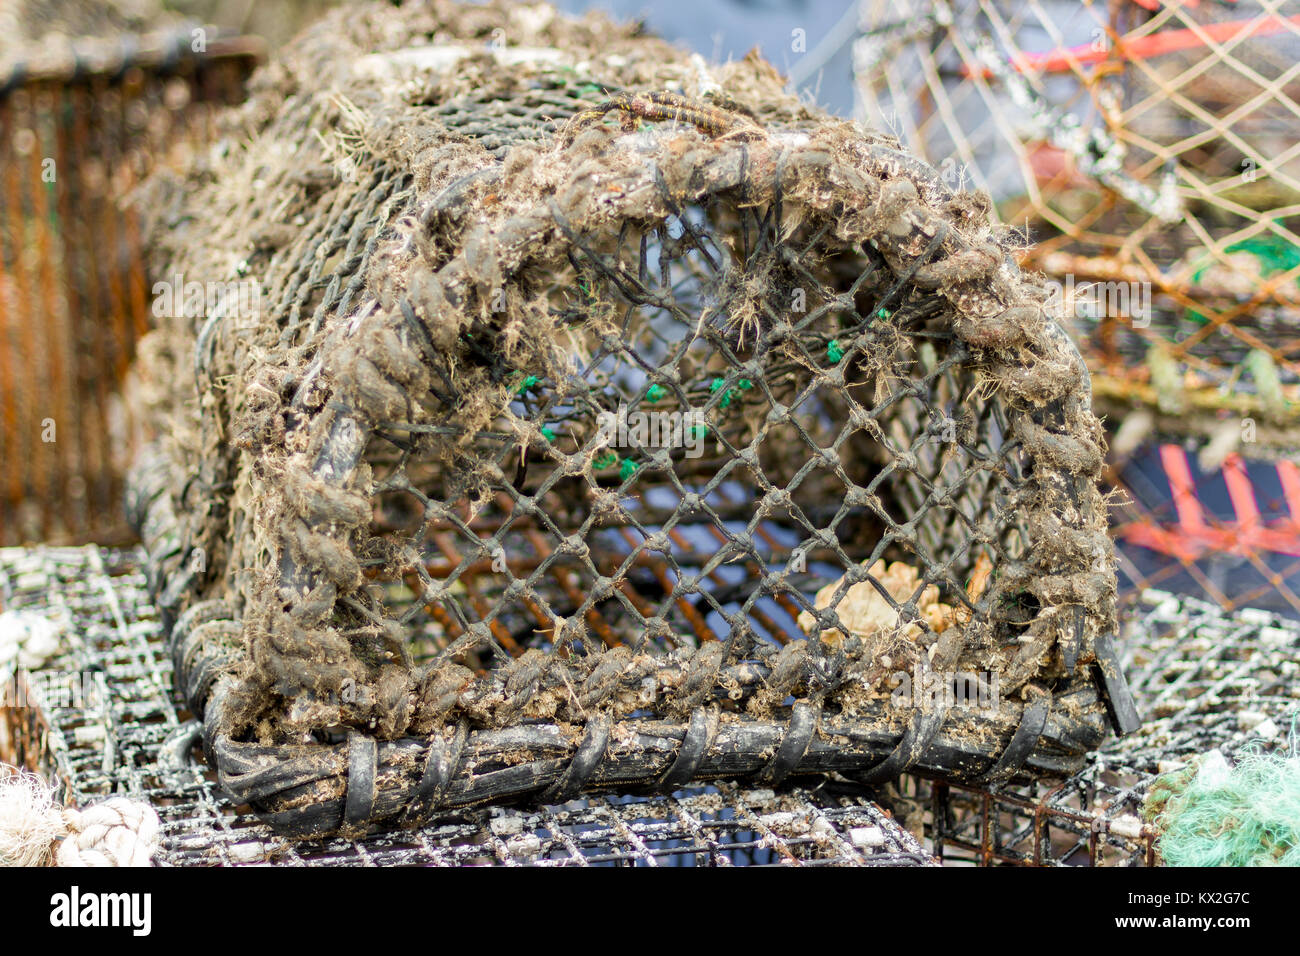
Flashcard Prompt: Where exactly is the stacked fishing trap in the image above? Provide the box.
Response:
[855,0,1300,461]
[128,0,1137,837]
[917,587,1300,865]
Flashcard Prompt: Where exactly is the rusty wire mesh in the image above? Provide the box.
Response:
[0,545,936,867]
[0,24,260,546]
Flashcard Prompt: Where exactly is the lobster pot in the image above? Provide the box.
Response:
[130,0,1135,837]
[0,17,260,546]
[856,0,1300,457]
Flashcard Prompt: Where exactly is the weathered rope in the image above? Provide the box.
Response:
[0,609,63,675]
[0,766,160,867]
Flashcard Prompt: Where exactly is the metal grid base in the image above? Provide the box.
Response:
[7,546,1293,865]
[899,587,1300,865]
[0,546,933,866]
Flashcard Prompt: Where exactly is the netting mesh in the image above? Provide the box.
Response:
[129,0,1131,835]
[855,0,1300,458]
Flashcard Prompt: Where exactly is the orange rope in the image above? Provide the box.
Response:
[965,12,1300,77]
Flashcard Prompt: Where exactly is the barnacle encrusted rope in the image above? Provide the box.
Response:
[0,765,160,867]
[129,0,1132,834]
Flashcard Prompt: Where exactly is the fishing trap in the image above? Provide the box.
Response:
[900,586,1300,865]
[854,0,1300,461]
[129,0,1136,837]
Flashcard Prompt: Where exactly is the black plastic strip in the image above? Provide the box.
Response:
[854,706,947,785]
[403,721,468,824]
[343,732,378,829]
[1093,631,1142,735]
[542,717,611,803]
[973,694,1051,787]
[758,701,819,786]
[658,707,717,789]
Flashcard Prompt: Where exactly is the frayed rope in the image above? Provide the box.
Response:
[0,608,64,676]
[1144,713,1300,867]
[0,764,160,867]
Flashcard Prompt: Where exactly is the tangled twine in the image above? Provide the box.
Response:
[0,765,160,867]
[1144,718,1300,866]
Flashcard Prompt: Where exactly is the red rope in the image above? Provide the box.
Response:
[964,11,1300,78]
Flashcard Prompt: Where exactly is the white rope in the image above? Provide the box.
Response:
[0,764,160,867]
[55,799,161,867]
[0,608,64,674]
[0,768,64,866]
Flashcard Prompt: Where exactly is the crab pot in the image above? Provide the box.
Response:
[129,0,1137,837]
